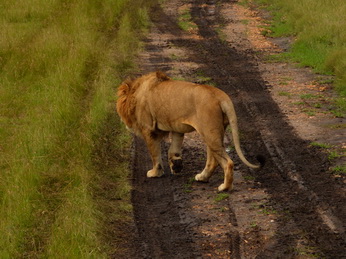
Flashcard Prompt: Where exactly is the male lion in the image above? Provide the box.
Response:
[116,71,264,191]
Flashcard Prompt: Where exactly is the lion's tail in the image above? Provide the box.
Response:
[221,100,265,169]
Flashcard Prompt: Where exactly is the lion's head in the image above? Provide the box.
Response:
[116,71,170,131]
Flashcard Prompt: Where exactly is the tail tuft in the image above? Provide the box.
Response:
[256,155,266,168]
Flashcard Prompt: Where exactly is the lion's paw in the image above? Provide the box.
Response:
[147,169,163,178]
[217,183,233,192]
[195,173,208,182]
[170,158,183,174]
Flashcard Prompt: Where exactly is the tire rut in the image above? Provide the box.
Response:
[131,137,200,258]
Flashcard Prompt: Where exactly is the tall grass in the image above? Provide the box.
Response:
[0,0,155,257]
[251,0,346,103]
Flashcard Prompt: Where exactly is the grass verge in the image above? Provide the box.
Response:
[244,0,346,114]
[0,0,156,257]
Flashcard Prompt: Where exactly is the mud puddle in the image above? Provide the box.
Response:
[117,0,346,258]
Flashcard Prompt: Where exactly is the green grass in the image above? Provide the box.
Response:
[178,7,198,32]
[303,110,315,117]
[195,70,214,84]
[310,142,332,149]
[331,165,346,175]
[247,0,346,114]
[300,94,319,100]
[0,0,157,257]
[310,142,344,163]
[214,193,229,202]
[183,177,196,193]
[278,91,292,97]
[243,175,255,181]
[328,151,341,161]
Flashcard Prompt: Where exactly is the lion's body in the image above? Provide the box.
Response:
[117,72,262,191]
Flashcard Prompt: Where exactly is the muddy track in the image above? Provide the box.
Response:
[126,0,346,258]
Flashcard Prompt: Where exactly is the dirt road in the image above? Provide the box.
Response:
[119,0,346,258]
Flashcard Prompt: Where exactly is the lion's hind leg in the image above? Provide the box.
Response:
[195,132,234,192]
[168,132,184,174]
[205,149,234,192]
[195,146,218,182]
[217,155,234,192]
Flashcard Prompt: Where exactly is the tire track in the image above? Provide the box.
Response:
[131,137,199,258]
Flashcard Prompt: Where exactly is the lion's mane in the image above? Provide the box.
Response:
[116,71,170,132]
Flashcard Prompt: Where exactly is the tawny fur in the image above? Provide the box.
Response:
[116,71,263,191]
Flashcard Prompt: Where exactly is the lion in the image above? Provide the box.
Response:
[116,71,264,191]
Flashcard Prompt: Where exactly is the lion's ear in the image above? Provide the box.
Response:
[156,71,170,82]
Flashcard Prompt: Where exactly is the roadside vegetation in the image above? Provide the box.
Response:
[244,0,346,113]
[0,0,157,257]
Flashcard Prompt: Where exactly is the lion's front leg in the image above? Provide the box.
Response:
[168,132,184,174]
[143,131,164,178]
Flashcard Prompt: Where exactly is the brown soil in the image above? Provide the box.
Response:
[113,0,346,258]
